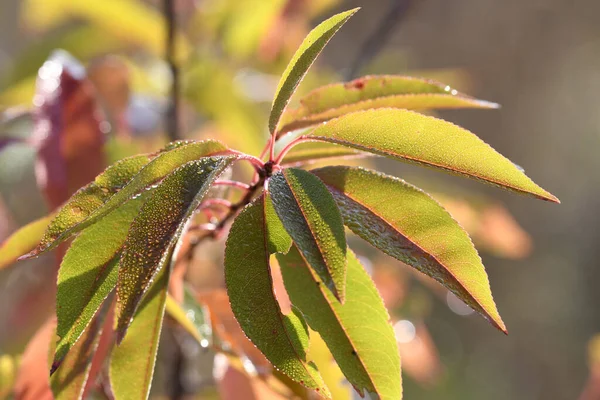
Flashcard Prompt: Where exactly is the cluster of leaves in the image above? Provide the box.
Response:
[0,7,559,400]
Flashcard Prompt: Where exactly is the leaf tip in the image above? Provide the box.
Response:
[49,360,61,376]
[17,249,38,261]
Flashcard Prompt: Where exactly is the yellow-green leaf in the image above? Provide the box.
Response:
[278,247,402,400]
[165,293,207,346]
[278,75,498,133]
[264,190,292,254]
[116,157,234,342]
[0,214,52,270]
[110,264,169,400]
[269,168,347,302]
[51,301,109,400]
[313,166,506,332]
[306,109,559,202]
[281,142,365,166]
[28,140,228,257]
[269,8,359,134]
[224,197,330,397]
[22,0,190,61]
[28,153,152,257]
[53,197,146,370]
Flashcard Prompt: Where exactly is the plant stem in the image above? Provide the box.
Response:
[213,180,251,190]
[274,135,314,164]
[164,0,179,141]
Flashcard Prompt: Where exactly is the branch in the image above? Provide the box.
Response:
[344,0,415,81]
[164,0,179,141]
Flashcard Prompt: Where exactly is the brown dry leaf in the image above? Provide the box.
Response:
[31,51,106,209]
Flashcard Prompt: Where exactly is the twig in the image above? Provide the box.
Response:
[344,0,415,81]
[164,0,179,141]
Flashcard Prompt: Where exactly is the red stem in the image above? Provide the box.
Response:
[274,135,315,164]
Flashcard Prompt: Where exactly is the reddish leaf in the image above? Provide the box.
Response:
[31,50,106,209]
[14,318,54,400]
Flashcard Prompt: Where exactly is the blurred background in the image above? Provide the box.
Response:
[0,1,598,399]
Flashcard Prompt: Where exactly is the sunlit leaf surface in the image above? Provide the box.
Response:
[269,168,347,302]
[116,156,234,341]
[54,197,146,369]
[110,265,169,400]
[269,8,358,133]
[306,109,558,202]
[278,75,498,133]
[278,247,402,400]
[0,214,52,270]
[224,198,330,397]
[28,139,227,257]
[313,166,506,332]
[281,142,365,166]
[51,303,109,400]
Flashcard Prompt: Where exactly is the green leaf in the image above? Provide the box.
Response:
[53,197,147,370]
[28,139,228,257]
[109,263,169,400]
[0,214,52,270]
[28,153,152,257]
[165,292,209,347]
[264,190,292,254]
[278,247,402,400]
[268,8,359,134]
[281,142,365,166]
[116,156,233,342]
[313,166,506,332]
[51,301,110,400]
[224,197,330,397]
[306,109,559,202]
[278,75,498,133]
[269,168,347,302]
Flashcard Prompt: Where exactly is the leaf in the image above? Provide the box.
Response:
[165,292,208,347]
[22,0,190,61]
[27,139,227,257]
[116,157,234,341]
[0,354,19,399]
[312,166,506,332]
[224,198,330,396]
[278,247,402,400]
[53,197,146,371]
[264,190,292,254]
[0,214,52,270]
[308,332,353,400]
[269,168,347,302]
[306,109,559,202]
[268,8,359,134]
[109,263,170,400]
[51,301,110,400]
[278,75,498,133]
[14,318,54,400]
[26,153,151,257]
[281,142,366,166]
[31,50,106,209]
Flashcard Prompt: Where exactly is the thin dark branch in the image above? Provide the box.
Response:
[164,0,179,141]
[345,0,415,81]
